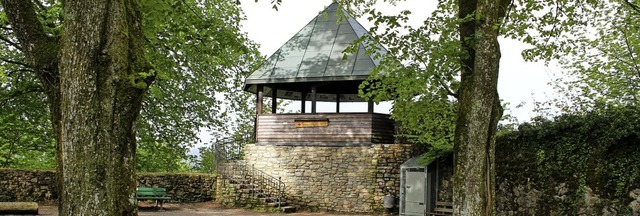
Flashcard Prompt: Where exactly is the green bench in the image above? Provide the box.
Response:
[136,187,171,208]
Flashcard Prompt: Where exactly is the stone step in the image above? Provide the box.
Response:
[259,197,277,203]
[239,184,257,189]
[228,178,250,184]
[267,201,288,207]
[241,188,264,194]
[281,206,297,213]
[218,169,291,213]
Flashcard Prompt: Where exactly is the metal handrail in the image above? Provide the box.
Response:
[214,137,286,208]
[250,164,285,208]
[213,136,247,165]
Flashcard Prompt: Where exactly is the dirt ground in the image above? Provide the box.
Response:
[36,202,375,216]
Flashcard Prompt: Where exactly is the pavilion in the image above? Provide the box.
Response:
[235,3,415,213]
[244,2,395,145]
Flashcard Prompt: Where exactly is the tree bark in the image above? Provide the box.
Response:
[454,0,509,215]
[58,0,152,215]
[2,0,153,215]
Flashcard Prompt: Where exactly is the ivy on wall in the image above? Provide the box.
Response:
[496,105,640,214]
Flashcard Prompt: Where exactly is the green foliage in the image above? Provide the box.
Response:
[137,0,259,153]
[336,0,461,160]
[0,51,55,169]
[497,105,640,213]
[0,0,260,172]
[135,0,261,172]
[136,141,194,173]
[192,145,216,173]
[504,0,640,112]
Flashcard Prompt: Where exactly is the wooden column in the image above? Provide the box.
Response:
[368,99,374,113]
[301,92,306,113]
[256,85,264,116]
[336,94,340,113]
[271,87,277,114]
[311,86,317,114]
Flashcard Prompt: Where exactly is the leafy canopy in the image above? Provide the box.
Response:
[0,0,260,171]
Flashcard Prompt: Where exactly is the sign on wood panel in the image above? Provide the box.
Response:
[294,119,329,128]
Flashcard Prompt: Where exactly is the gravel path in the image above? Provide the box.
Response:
[37,202,375,216]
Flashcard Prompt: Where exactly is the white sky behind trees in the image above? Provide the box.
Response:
[238,0,558,123]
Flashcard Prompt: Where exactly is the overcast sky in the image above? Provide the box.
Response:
[237,0,558,122]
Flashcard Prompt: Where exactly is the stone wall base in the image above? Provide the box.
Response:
[242,143,417,213]
[0,169,216,203]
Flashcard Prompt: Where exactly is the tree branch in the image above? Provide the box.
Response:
[0,34,22,50]
[609,53,640,72]
[497,0,514,37]
[623,0,640,14]
[180,0,204,20]
[621,27,640,79]
[0,84,44,107]
[0,56,30,67]
[1,0,59,71]
[32,0,47,11]
[6,68,35,77]
[411,49,459,98]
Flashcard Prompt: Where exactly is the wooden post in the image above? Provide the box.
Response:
[271,87,277,114]
[368,99,374,113]
[301,92,306,113]
[256,85,263,116]
[253,117,257,143]
[311,86,317,114]
[336,94,340,113]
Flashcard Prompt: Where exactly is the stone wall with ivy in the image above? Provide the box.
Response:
[438,108,640,215]
[494,106,640,215]
[0,169,216,203]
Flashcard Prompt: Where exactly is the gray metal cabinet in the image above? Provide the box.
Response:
[399,157,438,216]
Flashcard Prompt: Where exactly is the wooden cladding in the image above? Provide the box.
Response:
[256,113,394,144]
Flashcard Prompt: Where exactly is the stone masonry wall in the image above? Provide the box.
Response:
[137,173,216,203]
[0,169,216,203]
[0,169,56,203]
[243,144,417,213]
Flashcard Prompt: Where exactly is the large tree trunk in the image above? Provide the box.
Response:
[454,0,509,215]
[58,0,152,215]
[2,0,153,215]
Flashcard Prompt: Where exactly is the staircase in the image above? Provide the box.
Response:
[214,138,296,213]
[429,201,453,215]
